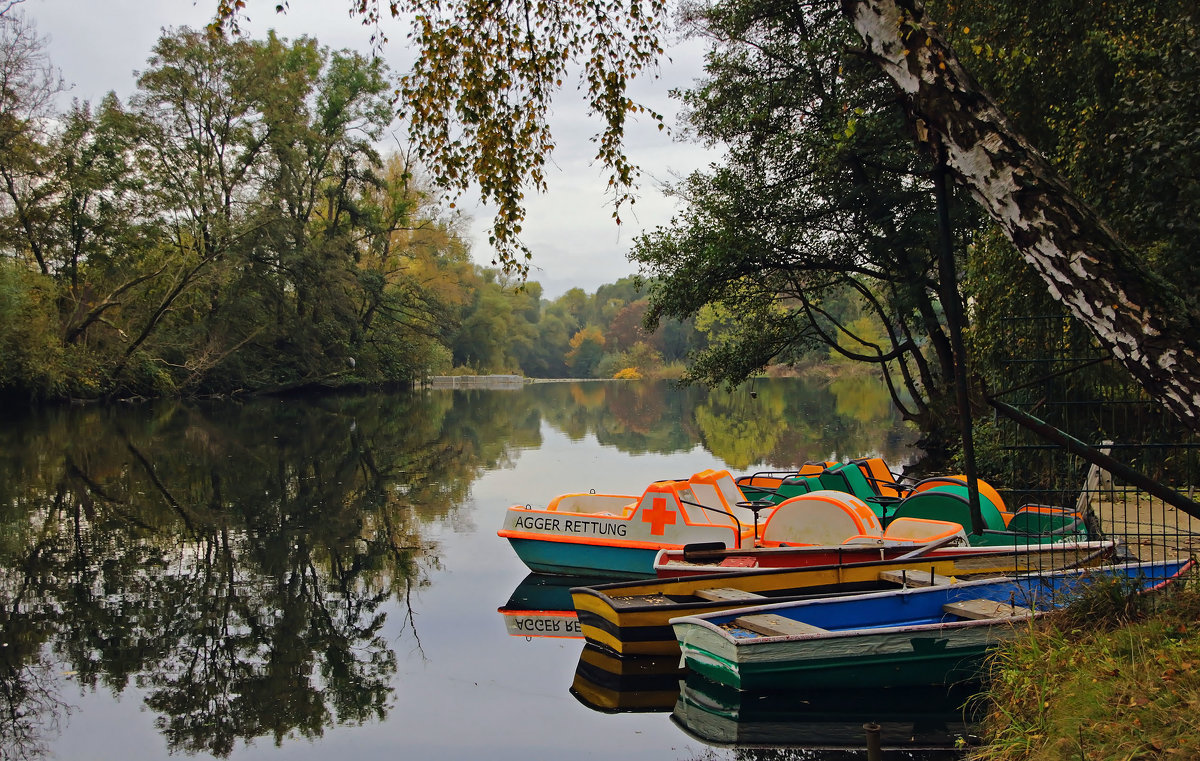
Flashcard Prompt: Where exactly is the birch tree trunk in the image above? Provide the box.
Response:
[842,0,1200,431]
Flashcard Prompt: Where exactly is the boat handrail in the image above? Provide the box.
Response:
[677,498,749,533]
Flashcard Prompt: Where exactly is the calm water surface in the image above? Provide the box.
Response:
[0,379,976,760]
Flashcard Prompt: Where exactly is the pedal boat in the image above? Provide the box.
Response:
[500,474,983,579]
[498,469,760,579]
[740,460,1092,547]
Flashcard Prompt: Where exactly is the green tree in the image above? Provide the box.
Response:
[632,0,973,446]
[936,0,1200,398]
[116,29,290,391]
[0,12,65,277]
[122,30,406,393]
[938,0,1200,293]
[237,37,397,387]
[450,268,540,372]
[840,0,1200,430]
[341,155,472,380]
[0,23,490,401]
[522,307,572,377]
[554,287,590,332]
[0,16,153,398]
[0,256,65,396]
[209,0,1200,432]
[564,325,606,377]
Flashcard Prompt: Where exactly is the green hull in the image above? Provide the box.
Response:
[672,560,1192,690]
[682,637,992,690]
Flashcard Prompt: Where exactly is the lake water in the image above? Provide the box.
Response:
[0,378,977,760]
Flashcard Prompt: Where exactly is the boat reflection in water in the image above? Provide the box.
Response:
[570,644,684,714]
[671,672,981,757]
[498,573,610,640]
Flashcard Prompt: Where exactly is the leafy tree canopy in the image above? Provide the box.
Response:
[211,0,669,278]
[188,1,1200,428]
[630,0,984,446]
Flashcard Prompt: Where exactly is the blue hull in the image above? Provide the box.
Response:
[673,559,1193,689]
[695,558,1189,631]
[507,538,659,579]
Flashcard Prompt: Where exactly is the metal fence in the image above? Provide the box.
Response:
[986,316,1200,562]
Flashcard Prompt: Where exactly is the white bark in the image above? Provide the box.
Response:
[842,0,1200,430]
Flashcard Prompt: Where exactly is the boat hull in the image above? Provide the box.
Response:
[498,472,753,577]
[679,619,1004,690]
[671,559,1191,690]
[654,540,1118,577]
[506,537,661,579]
[574,567,890,657]
[573,544,1115,656]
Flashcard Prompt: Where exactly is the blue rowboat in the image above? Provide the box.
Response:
[572,541,1118,656]
[670,559,1192,690]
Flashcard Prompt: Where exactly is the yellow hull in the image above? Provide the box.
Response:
[572,543,1116,656]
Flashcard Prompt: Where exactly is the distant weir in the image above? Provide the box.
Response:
[426,374,528,389]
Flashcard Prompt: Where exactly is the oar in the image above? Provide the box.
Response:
[1062,541,1119,570]
[895,533,961,559]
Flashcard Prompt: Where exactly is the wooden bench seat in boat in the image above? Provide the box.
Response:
[943,598,1033,620]
[732,613,829,637]
[693,587,767,602]
[878,568,957,587]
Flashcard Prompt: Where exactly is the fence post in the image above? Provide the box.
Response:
[864,722,882,761]
[1076,440,1114,538]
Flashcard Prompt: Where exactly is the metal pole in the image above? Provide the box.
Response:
[989,397,1200,518]
[932,143,985,534]
[864,722,883,761]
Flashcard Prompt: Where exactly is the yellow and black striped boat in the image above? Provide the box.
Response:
[571,540,1116,656]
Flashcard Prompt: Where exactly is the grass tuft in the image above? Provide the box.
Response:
[970,572,1200,760]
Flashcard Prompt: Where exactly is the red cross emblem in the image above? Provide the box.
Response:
[642,496,677,536]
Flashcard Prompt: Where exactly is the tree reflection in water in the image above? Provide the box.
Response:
[0,392,491,757]
[0,624,72,761]
[0,379,916,759]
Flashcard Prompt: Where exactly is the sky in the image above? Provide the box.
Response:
[26,0,712,299]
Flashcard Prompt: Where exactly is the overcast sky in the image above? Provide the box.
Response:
[26,0,711,299]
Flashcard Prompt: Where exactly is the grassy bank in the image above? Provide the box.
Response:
[970,576,1200,760]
